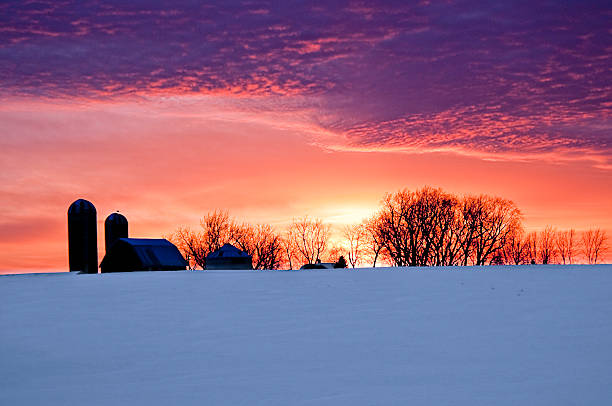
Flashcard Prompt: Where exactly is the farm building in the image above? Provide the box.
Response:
[206,244,252,270]
[100,238,187,273]
[300,262,336,270]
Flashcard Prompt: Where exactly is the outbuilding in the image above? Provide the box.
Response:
[300,262,336,270]
[100,238,187,273]
[206,243,252,270]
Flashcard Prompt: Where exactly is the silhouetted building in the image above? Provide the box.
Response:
[68,199,98,273]
[100,238,187,273]
[105,212,128,253]
[206,243,252,270]
[300,262,336,270]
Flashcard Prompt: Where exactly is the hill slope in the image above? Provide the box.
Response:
[2,265,611,405]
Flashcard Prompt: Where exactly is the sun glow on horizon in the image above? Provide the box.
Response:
[0,1,610,271]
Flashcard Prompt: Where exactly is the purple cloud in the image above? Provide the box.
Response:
[1,0,610,165]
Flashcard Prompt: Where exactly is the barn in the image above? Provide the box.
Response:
[100,238,187,273]
[206,244,252,270]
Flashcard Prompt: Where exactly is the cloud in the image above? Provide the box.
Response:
[0,0,610,166]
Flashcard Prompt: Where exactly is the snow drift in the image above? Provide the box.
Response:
[1,265,611,405]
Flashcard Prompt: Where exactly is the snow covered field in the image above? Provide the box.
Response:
[2,265,611,405]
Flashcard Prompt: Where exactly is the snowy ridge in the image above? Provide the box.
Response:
[1,265,611,405]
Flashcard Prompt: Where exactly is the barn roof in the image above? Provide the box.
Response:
[117,238,186,267]
[100,238,187,272]
[207,243,251,259]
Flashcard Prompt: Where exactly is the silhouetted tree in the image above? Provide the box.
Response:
[538,226,558,264]
[556,229,577,264]
[324,244,346,264]
[334,256,348,268]
[200,210,232,255]
[287,217,330,266]
[502,227,529,265]
[280,233,298,270]
[172,211,283,270]
[581,228,608,264]
[470,196,521,266]
[232,223,283,270]
[526,231,538,264]
[426,189,462,266]
[170,186,606,271]
[372,188,521,267]
[376,190,415,266]
[364,215,387,267]
[344,223,365,268]
[457,195,486,266]
[168,227,207,269]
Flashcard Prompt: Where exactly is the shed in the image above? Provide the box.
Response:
[300,262,336,270]
[100,238,187,273]
[206,243,252,270]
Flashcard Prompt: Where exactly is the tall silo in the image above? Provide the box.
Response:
[105,212,128,253]
[68,199,98,273]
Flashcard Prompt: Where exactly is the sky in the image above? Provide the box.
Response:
[0,0,610,272]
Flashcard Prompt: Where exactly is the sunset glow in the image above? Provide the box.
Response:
[0,1,610,272]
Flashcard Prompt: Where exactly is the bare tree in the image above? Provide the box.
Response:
[167,227,207,269]
[169,186,542,270]
[525,231,538,264]
[426,191,462,266]
[287,217,330,266]
[232,223,283,270]
[344,223,365,268]
[325,244,346,264]
[556,229,576,264]
[251,224,284,270]
[370,188,522,267]
[280,234,298,270]
[581,228,608,264]
[502,227,529,265]
[172,210,284,270]
[375,188,444,267]
[469,196,522,266]
[376,190,415,267]
[200,209,232,255]
[169,211,234,269]
[363,215,387,267]
[457,195,486,266]
[538,226,558,264]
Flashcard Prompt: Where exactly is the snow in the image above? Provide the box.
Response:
[1,265,611,405]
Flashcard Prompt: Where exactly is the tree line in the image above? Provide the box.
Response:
[169,187,609,269]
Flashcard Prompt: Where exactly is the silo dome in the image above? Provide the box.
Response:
[68,199,97,215]
[106,212,127,226]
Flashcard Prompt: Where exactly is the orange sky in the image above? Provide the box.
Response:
[0,97,610,273]
[1,1,610,272]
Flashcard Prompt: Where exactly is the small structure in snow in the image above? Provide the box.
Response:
[100,238,187,273]
[206,243,252,270]
[300,262,336,270]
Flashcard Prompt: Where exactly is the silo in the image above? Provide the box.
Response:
[68,199,98,273]
[105,212,128,253]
